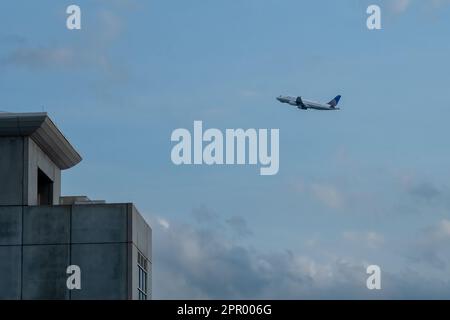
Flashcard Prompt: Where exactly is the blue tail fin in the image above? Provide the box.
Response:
[328,95,341,107]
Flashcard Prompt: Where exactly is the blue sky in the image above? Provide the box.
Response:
[2,0,450,298]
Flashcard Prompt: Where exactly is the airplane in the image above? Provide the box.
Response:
[277,94,341,110]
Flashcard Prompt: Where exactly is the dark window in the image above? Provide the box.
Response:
[137,252,148,300]
[37,169,53,205]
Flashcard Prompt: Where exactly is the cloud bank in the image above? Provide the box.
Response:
[151,209,450,299]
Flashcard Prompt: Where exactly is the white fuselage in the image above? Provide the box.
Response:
[276,95,339,110]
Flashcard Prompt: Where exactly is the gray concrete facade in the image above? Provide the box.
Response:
[0,204,152,300]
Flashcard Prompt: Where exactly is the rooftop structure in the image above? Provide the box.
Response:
[0,112,151,300]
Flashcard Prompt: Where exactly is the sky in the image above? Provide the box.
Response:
[1,0,450,299]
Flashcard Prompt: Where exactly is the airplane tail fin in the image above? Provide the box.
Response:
[328,95,341,108]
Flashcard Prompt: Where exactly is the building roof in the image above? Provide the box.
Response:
[0,112,82,170]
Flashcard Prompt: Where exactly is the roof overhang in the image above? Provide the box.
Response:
[0,112,82,170]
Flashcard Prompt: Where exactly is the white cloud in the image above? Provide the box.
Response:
[388,0,412,13]
[1,9,127,80]
[342,231,385,249]
[407,219,450,270]
[152,215,450,299]
[226,216,252,238]
[157,217,170,230]
[153,218,367,299]
[386,0,450,14]
[311,183,344,209]
[97,10,123,44]
[1,46,77,69]
[428,219,450,241]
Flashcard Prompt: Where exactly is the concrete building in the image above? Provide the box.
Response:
[0,112,151,300]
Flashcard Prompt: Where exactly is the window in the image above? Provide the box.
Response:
[138,252,148,300]
[37,169,53,205]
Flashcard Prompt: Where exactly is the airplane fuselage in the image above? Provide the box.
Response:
[277,95,340,111]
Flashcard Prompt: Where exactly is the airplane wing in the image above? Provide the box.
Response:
[295,96,307,109]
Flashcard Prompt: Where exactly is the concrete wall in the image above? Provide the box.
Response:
[0,207,22,299]
[0,137,25,206]
[71,243,128,300]
[71,204,129,300]
[0,203,151,300]
[25,138,61,205]
[22,244,70,299]
[0,245,21,299]
[0,207,22,300]
[130,205,152,300]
